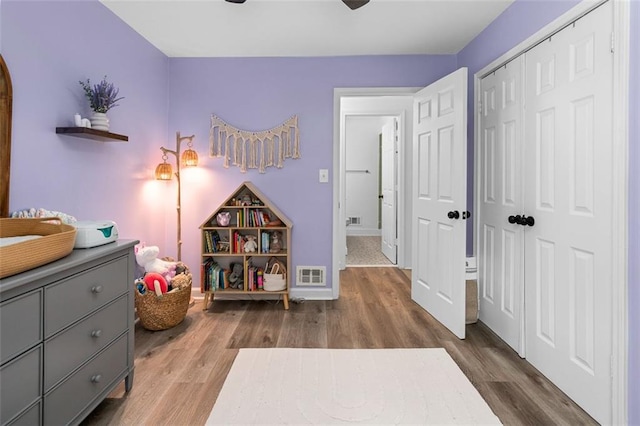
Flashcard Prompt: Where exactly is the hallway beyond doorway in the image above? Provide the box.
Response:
[346,236,394,266]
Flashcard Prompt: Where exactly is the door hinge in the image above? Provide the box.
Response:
[395,120,398,131]
[478,100,482,115]
[610,32,615,53]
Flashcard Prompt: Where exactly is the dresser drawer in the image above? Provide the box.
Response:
[0,345,42,425]
[0,290,42,364]
[6,400,40,426]
[44,295,128,392]
[44,334,127,426]
[44,256,128,337]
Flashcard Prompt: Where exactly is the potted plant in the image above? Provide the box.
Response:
[79,76,124,131]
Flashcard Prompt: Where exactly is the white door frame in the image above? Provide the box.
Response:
[333,87,418,299]
[473,0,629,422]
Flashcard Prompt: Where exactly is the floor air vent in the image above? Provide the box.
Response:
[296,266,326,286]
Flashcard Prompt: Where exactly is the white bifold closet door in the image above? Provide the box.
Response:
[477,1,613,423]
[478,56,525,356]
[524,2,613,423]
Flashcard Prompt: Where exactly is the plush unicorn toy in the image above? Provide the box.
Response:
[134,243,177,283]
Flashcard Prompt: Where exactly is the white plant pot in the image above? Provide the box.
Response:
[90,112,110,131]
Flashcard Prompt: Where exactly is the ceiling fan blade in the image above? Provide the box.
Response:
[342,0,369,10]
[225,0,247,3]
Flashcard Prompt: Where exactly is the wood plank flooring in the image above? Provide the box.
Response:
[82,267,597,426]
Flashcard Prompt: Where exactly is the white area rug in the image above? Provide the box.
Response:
[206,348,501,425]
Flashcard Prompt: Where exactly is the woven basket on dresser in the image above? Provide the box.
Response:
[135,278,191,331]
[0,217,77,279]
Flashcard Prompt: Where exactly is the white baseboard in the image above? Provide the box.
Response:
[290,287,335,301]
[346,228,381,236]
[191,287,336,302]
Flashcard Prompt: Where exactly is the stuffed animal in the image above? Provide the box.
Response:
[134,243,177,283]
[169,273,192,292]
[174,261,189,276]
[143,272,168,296]
[216,212,230,226]
[269,231,282,253]
[228,263,244,289]
[244,235,257,253]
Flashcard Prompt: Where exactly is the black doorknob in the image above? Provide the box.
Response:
[462,211,471,219]
[522,215,535,226]
[447,210,460,219]
[508,215,520,224]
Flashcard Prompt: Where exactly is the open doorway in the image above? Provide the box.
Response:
[344,115,397,267]
[332,88,417,298]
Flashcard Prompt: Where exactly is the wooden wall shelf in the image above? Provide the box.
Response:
[55,127,128,142]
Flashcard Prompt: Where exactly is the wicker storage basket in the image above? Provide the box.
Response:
[135,278,191,331]
[0,217,77,279]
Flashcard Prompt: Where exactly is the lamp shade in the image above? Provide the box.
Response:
[155,162,173,180]
[181,148,199,167]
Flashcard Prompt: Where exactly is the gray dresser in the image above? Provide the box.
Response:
[0,239,138,426]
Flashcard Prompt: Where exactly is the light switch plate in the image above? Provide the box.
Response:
[319,169,329,183]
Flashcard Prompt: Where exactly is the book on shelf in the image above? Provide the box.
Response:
[204,230,221,253]
[261,231,270,253]
[223,268,230,289]
[201,258,216,292]
[218,267,225,290]
[202,258,241,292]
[246,209,271,227]
[248,265,254,291]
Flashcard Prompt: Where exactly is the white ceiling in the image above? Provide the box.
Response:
[100,0,514,58]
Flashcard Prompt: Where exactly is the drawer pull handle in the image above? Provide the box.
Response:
[91,330,102,338]
[91,285,103,294]
[90,374,102,383]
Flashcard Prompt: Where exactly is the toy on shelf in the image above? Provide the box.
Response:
[228,263,244,289]
[269,231,282,253]
[244,235,257,253]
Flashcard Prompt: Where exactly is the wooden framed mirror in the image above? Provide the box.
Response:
[0,54,12,217]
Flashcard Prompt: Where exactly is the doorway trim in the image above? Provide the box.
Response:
[473,0,629,422]
[333,87,418,299]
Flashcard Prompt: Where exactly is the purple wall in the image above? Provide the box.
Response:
[1,0,169,246]
[168,55,457,289]
[458,0,639,421]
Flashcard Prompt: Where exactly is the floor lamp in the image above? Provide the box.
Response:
[155,131,198,261]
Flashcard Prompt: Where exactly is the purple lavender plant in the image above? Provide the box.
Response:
[79,76,124,113]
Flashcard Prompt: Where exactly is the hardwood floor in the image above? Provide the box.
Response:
[82,267,597,426]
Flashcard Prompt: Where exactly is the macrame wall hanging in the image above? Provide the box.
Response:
[209,114,300,173]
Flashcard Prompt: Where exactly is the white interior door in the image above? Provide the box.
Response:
[412,68,468,339]
[381,119,397,263]
[478,57,525,355]
[524,2,613,423]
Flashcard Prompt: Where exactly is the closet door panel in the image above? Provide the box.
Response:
[478,58,524,354]
[523,3,612,423]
